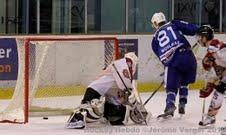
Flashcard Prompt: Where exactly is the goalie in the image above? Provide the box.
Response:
[196,25,226,126]
[65,52,149,129]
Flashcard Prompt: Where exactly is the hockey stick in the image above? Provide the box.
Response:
[143,81,164,106]
[191,42,199,50]
[200,72,210,124]
[112,63,148,125]
[201,99,206,122]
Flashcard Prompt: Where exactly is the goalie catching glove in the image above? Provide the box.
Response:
[129,102,149,124]
[118,88,150,124]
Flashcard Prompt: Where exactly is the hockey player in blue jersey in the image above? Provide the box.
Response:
[151,12,199,118]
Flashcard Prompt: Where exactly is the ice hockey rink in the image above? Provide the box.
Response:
[0,90,226,135]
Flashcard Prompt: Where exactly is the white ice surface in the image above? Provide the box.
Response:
[0,90,226,135]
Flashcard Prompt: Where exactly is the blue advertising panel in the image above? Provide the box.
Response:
[119,39,138,79]
[118,39,138,58]
[0,38,18,80]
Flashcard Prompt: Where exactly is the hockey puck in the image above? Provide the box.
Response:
[43,117,48,120]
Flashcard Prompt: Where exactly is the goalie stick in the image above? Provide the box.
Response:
[112,63,148,125]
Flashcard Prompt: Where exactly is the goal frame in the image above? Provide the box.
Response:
[23,37,119,123]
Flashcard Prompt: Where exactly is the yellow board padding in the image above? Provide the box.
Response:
[0,87,14,99]
[0,85,86,99]
[35,85,86,98]
[137,80,205,92]
[0,80,205,99]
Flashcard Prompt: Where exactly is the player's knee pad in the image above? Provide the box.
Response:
[216,81,226,94]
[104,102,126,125]
[78,97,105,123]
[208,91,224,116]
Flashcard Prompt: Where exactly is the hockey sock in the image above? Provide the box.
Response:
[208,91,224,116]
[179,85,188,104]
[166,89,177,109]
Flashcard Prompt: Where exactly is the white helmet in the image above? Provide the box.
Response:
[151,12,166,29]
[124,52,138,74]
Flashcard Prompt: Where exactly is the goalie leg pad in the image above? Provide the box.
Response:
[207,91,224,116]
[84,98,105,122]
[67,97,105,125]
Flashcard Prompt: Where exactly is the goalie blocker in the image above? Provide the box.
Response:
[66,52,150,129]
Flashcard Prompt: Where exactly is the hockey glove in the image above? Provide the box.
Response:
[200,82,216,98]
[202,53,215,71]
[119,88,137,106]
[208,45,219,53]
[118,88,131,104]
[129,102,149,124]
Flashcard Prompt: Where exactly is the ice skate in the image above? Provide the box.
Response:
[157,105,176,119]
[65,111,86,129]
[199,115,216,126]
[178,103,185,115]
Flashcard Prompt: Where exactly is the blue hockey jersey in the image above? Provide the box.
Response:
[151,20,198,66]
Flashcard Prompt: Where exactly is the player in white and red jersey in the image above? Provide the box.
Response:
[196,25,226,126]
[65,52,149,129]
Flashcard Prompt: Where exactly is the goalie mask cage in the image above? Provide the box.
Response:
[0,36,119,123]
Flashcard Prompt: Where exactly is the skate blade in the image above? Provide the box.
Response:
[198,123,215,129]
[65,122,85,129]
[222,129,226,135]
[179,114,185,118]
[157,115,173,121]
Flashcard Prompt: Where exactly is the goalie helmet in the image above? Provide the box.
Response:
[151,12,166,29]
[196,25,214,40]
[124,52,138,74]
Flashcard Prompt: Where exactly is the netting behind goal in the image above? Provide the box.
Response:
[0,36,119,123]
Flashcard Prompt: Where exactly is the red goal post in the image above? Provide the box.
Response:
[24,37,119,123]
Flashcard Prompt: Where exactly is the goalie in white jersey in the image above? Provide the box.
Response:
[66,52,149,129]
[196,25,226,126]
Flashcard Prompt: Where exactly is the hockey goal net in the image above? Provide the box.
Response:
[0,36,119,123]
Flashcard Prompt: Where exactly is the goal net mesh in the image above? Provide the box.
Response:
[0,37,119,123]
